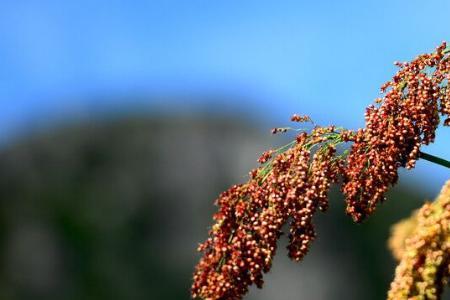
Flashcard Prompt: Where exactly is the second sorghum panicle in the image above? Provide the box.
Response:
[387,180,450,300]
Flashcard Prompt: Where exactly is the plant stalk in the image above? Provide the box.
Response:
[419,151,450,169]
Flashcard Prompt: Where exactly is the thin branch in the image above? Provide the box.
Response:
[419,151,450,169]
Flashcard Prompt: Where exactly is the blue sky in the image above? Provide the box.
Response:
[0,0,449,191]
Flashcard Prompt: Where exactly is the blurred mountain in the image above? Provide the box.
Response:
[0,113,432,300]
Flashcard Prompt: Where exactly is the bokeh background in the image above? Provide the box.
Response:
[0,1,449,299]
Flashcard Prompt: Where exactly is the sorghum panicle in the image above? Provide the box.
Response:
[388,180,450,300]
[192,42,450,300]
[343,42,450,222]
[191,125,345,299]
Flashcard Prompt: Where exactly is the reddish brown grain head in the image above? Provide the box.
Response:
[343,42,450,222]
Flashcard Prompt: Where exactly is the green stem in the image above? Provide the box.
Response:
[419,151,450,169]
